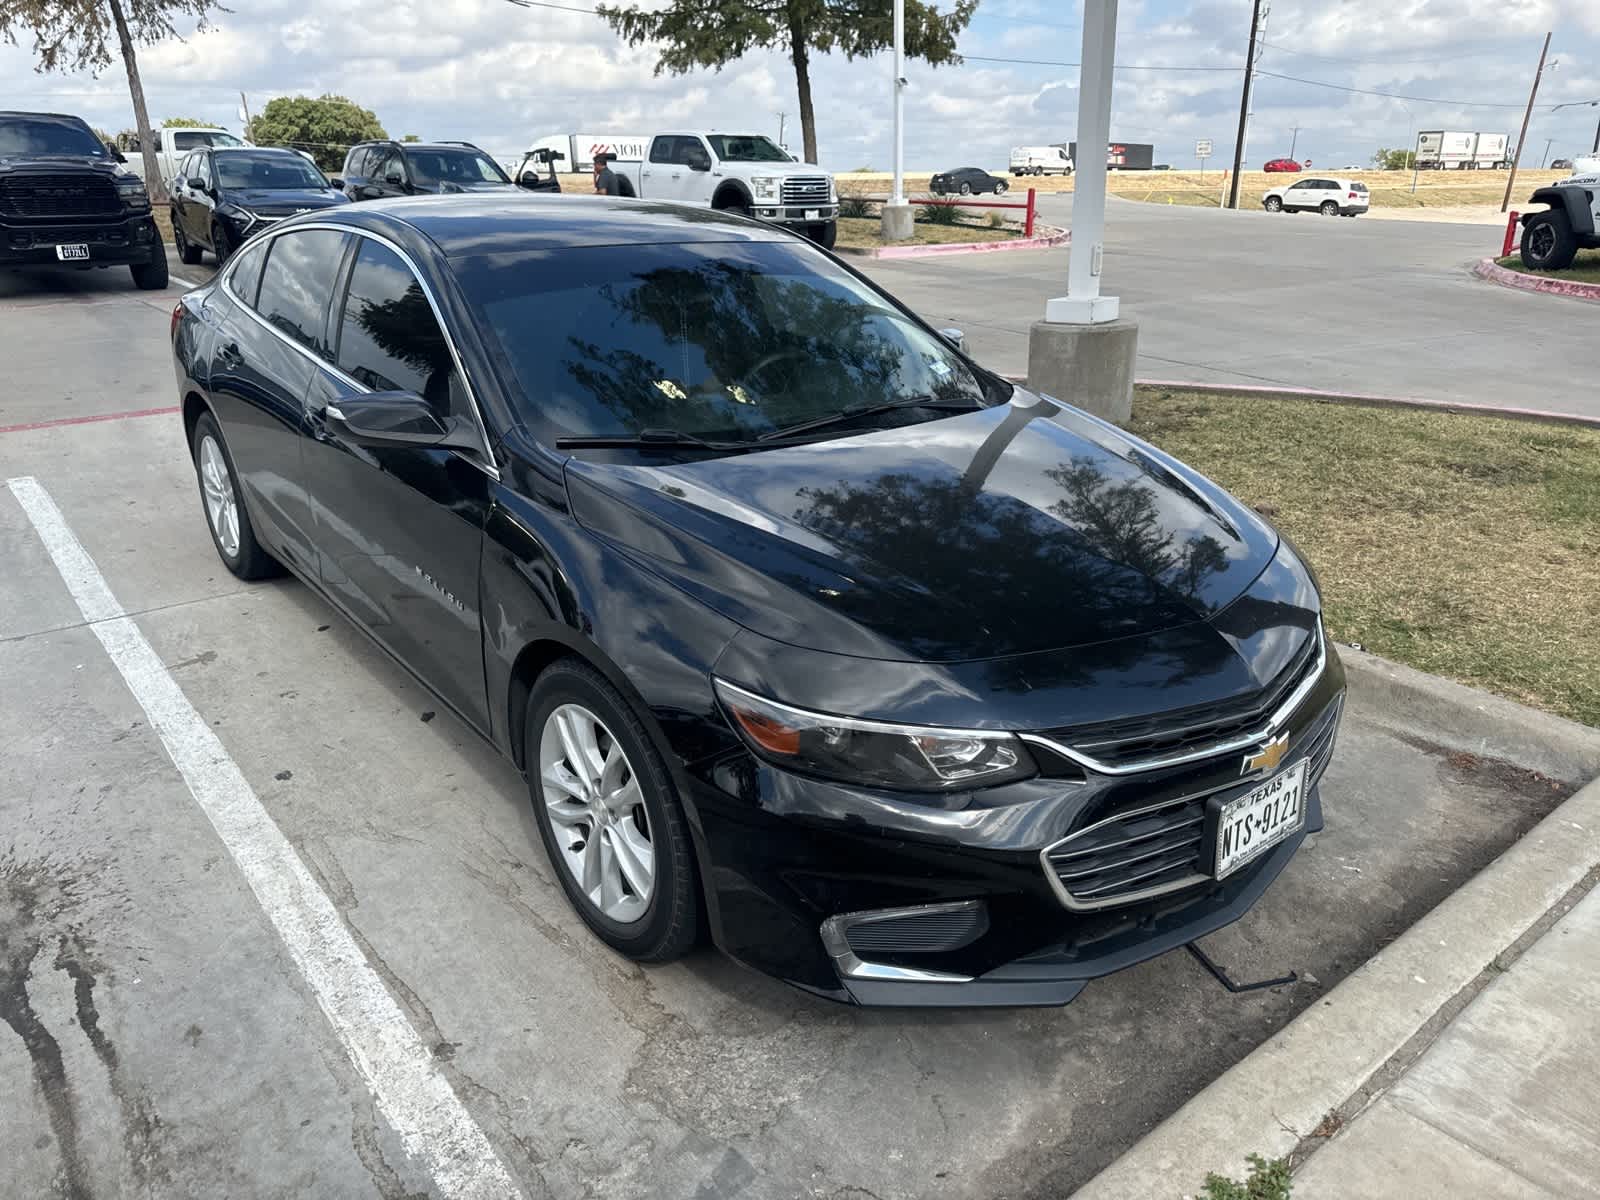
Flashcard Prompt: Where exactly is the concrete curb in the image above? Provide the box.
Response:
[1132,379,1600,431]
[835,224,1068,260]
[1472,256,1600,303]
[1071,657,1600,1200]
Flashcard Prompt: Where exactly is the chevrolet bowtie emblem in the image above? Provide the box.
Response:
[1242,734,1289,775]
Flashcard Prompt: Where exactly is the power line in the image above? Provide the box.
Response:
[963,54,1239,72]
[1259,39,1513,67]
[1254,67,1593,110]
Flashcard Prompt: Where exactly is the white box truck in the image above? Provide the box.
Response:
[527,132,650,174]
[1417,131,1478,170]
[1472,133,1511,169]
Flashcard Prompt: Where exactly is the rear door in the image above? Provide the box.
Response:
[203,228,349,573]
[299,233,494,729]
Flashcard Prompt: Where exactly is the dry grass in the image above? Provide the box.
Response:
[1126,388,1600,727]
[833,216,1016,249]
[152,206,174,242]
[1495,249,1600,285]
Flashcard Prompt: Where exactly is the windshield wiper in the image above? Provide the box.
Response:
[554,428,816,453]
[757,394,983,442]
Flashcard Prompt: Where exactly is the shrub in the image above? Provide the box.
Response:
[918,202,960,225]
[1201,1154,1292,1200]
[839,194,874,218]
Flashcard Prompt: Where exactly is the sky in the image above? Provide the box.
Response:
[3,0,1599,172]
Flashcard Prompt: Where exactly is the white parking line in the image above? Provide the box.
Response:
[5,475,524,1200]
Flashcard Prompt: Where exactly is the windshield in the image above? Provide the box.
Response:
[456,240,991,445]
[173,130,244,150]
[706,135,792,163]
[0,117,107,159]
[405,148,510,186]
[215,151,327,190]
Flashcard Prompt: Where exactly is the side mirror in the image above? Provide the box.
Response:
[384,172,405,187]
[686,150,711,172]
[328,176,345,189]
[106,143,127,162]
[324,393,482,452]
[187,177,207,191]
[519,171,540,188]
[939,327,965,351]
[357,184,384,200]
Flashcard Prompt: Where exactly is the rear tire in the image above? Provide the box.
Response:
[173,215,203,265]
[1520,210,1578,271]
[190,411,280,580]
[525,658,700,963]
[130,250,168,291]
[959,181,972,196]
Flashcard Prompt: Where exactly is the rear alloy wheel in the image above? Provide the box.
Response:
[191,412,279,580]
[1320,200,1339,216]
[959,181,973,195]
[1264,196,1283,212]
[1520,210,1578,271]
[173,215,203,265]
[526,660,699,962]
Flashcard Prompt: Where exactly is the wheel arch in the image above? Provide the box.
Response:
[711,181,753,210]
[1523,188,1596,237]
[182,389,211,451]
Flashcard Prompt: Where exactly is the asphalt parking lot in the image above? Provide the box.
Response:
[861,196,1600,419]
[0,262,1588,1200]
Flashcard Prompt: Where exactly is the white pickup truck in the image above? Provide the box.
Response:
[116,126,249,187]
[615,132,838,248]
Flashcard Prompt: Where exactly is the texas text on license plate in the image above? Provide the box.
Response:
[1212,760,1307,879]
[55,244,90,261]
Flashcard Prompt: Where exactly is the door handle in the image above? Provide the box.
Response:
[217,341,242,367]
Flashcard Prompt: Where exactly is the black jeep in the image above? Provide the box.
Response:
[0,110,168,289]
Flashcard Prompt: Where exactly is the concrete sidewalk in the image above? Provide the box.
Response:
[1293,882,1600,1198]
[1072,653,1600,1200]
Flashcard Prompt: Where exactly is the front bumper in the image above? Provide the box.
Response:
[752,204,838,225]
[0,214,162,268]
[687,647,1346,1007]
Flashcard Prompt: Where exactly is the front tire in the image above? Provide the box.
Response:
[1520,210,1578,270]
[810,221,837,250]
[130,249,168,291]
[525,659,700,962]
[190,411,279,580]
[211,222,236,266]
[1320,200,1339,216]
[993,180,1008,195]
[1264,196,1283,212]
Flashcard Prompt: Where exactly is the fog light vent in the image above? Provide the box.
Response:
[845,906,987,955]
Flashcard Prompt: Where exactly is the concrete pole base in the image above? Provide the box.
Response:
[1025,316,1139,425]
[880,202,915,242]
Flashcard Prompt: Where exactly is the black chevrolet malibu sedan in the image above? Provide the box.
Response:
[170,196,1343,1007]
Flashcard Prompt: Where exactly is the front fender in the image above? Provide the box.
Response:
[1523,187,1597,238]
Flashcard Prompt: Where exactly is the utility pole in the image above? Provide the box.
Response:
[1592,112,1599,154]
[1288,123,1300,160]
[776,112,787,153]
[1227,0,1264,210]
[1540,137,1553,168]
[238,91,253,135]
[1502,32,1552,213]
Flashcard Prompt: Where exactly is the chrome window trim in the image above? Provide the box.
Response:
[820,901,981,984]
[217,220,500,481]
[1018,622,1328,778]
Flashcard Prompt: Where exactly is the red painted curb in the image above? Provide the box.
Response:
[0,404,180,436]
[1472,257,1600,303]
[838,226,1069,260]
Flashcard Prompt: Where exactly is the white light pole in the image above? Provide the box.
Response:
[1047,0,1119,322]
[881,0,913,239]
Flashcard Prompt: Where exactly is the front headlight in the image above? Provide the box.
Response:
[714,679,1035,791]
[751,175,779,200]
[116,179,150,211]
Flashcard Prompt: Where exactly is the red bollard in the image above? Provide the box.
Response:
[1501,210,1520,258]
[1025,187,1036,238]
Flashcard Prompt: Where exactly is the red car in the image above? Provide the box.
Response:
[1263,158,1303,173]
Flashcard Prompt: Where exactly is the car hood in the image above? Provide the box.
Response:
[564,393,1282,663]
[225,188,347,213]
[0,155,124,177]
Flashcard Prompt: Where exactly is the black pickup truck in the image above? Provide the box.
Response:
[0,110,168,289]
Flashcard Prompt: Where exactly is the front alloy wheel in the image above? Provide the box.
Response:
[1264,196,1283,212]
[190,411,279,580]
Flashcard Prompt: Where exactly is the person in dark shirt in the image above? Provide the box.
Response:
[593,153,635,197]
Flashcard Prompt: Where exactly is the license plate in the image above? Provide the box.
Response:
[804,209,820,220]
[1213,760,1307,879]
[55,244,90,261]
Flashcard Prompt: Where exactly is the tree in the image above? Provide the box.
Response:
[162,115,216,127]
[245,94,386,171]
[595,0,977,165]
[1372,146,1416,171]
[0,0,222,201]
[401,133,421,143]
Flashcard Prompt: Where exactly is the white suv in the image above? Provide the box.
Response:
[1262,177,1369,217]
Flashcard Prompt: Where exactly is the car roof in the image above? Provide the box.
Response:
[210,146,301,155]
[296,194,794,258]
[0,110,93,124]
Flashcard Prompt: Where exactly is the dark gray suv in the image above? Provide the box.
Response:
[335,140,516,202]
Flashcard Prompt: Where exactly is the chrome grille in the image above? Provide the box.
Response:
[1043,629,1323,771]
[780,175,831,204]
[1042,696,1343,911]
[0,174,121,219]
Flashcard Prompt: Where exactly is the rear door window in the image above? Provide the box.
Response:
[334,238,465,419]
[255,229,351,360]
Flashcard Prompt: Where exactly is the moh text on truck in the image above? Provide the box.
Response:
[527,132,649,174]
